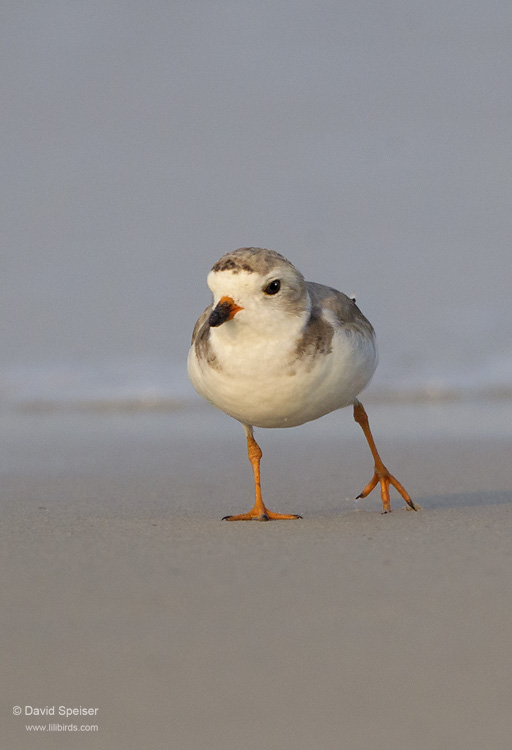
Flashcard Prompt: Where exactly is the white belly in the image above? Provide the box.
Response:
[188,326,377,429]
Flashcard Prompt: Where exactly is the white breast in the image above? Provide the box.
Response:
[188,311,377,429]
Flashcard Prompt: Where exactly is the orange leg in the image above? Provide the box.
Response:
[353,400,420,513]
[223,426,302,521]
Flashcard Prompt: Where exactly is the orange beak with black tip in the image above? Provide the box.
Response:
[209,296,243,327]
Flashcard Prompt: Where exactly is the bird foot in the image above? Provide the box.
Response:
[222,508,303,521]
[356,467,421,513]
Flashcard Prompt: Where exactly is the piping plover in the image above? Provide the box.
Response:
[188,247,418,520]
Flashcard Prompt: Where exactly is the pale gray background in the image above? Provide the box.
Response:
[2,0,511,397]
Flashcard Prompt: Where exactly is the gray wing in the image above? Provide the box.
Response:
[306,281,374,337]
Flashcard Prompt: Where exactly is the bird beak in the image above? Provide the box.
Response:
[209,296,243,327]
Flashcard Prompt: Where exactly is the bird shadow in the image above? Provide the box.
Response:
[414,490,512,512]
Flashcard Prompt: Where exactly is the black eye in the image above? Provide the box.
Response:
[263,279,281,295]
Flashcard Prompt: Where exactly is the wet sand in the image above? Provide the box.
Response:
[1,402,512,749]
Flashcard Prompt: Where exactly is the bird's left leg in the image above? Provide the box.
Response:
[353,399,420,513]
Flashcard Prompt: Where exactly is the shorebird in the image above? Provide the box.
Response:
[188,247,418,520]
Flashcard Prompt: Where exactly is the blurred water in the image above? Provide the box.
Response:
[1,348,511,411]
[2,2,511,409]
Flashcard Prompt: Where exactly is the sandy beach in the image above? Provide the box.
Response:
[1,400,512,749]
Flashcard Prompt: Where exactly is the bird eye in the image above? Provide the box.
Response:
[263,279,281,295]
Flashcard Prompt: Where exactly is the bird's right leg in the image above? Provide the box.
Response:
[222,425,302,521]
